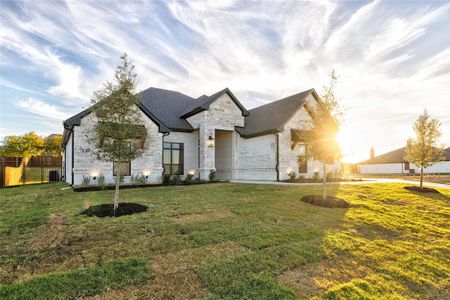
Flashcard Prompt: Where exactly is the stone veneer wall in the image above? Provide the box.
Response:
[187,93,245,180]
[234,134,278,180]
[71,110,163,186]
[278,94,340,180]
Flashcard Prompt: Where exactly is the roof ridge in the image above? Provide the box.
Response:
[140,86,195,100]
[249,88,314,112]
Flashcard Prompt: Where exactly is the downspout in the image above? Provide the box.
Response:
[274,133,280,182]
[162,132,169,176]
[63,145,66,182]
[71,131,74,186]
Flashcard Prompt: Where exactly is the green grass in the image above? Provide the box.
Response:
[0,257,150,300]
[0,182,449,299]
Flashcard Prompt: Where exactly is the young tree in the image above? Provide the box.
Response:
[44,135,63,156]
[320,70,345,125]
[0,132,45,164]
[405,111,443,189]
[87,53,147,214]
[308,106,341,199]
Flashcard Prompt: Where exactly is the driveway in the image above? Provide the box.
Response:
[230,178,450,189]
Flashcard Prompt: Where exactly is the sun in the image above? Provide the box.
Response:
[335,124,365,163]
[336,129,352,149]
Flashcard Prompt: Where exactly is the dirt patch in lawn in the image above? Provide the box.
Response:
[404,186,440,193]
[170,209,235,223]
[151,241,248,275]
[84,269,208,300]
[81,203,148,217]
[301,195,350,208]
[31,213,66,251]
[279,256,372,298]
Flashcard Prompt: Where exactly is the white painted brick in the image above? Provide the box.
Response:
[71,110,163,186]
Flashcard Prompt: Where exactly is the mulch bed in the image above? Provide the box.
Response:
[404,186,440,193]
[301,195,350,208]
[81,203,148,217]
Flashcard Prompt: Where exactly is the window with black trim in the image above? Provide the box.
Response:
[113,161,131,176]
[404,162,410,170]
[163,142,184,175]
[298,146,308,173]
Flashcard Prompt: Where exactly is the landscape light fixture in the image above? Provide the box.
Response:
[208,136,214,147]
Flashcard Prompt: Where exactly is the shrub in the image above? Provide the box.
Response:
[326,171,334,181]
[131,174,147,185]
[313,171,320,182]
[288,171,297,180]
[171,172,182,185]
[163,174,171,185]
[298,175,305,182]
[185,173,194,184]
[139,174,147,184]
[82,175,90,187]
[209,169,216,182]
[98,174,106,190]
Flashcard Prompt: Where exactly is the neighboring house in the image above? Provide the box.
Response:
[62,87,340,186]
[356,147,450,174]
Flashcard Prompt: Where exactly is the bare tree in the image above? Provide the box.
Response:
[321,70,345,125]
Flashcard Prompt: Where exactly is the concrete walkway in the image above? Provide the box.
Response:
[230,178,450,189]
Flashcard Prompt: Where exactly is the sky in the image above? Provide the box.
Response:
[0,0,449,163]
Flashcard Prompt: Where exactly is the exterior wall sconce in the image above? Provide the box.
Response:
[208,136,214,148]
[143,171,150,179]
[90,171,98,181]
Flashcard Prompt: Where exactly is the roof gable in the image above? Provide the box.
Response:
[236,89,318,138]
[181,88,249,118]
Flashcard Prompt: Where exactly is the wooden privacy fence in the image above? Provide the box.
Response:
[0,155,62,188]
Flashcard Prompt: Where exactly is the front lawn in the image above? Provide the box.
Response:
[0,182,449,299]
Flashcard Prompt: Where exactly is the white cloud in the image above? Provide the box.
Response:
[15,97,70,121]
[1,0,449,161]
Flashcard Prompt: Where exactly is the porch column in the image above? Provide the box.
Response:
[198,126,215,180]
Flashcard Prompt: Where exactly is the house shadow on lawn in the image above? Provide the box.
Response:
[80,203,148,217]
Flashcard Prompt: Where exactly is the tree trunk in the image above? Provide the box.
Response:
[322,161,327,199]
[420,166,424,189]
[114,161,121,216]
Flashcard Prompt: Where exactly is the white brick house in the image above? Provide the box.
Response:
[62,87,340,186]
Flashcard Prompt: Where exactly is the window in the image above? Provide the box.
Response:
[404,162,410,171]
[298,146,308,173]
[113,161,131,176]
[163,142,184,175]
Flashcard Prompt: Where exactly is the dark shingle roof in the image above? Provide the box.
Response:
[64,87,249,132]
[63,87,319,143]
[359,147,450,164]
[236,89,315,137]
[138,87,195,131]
